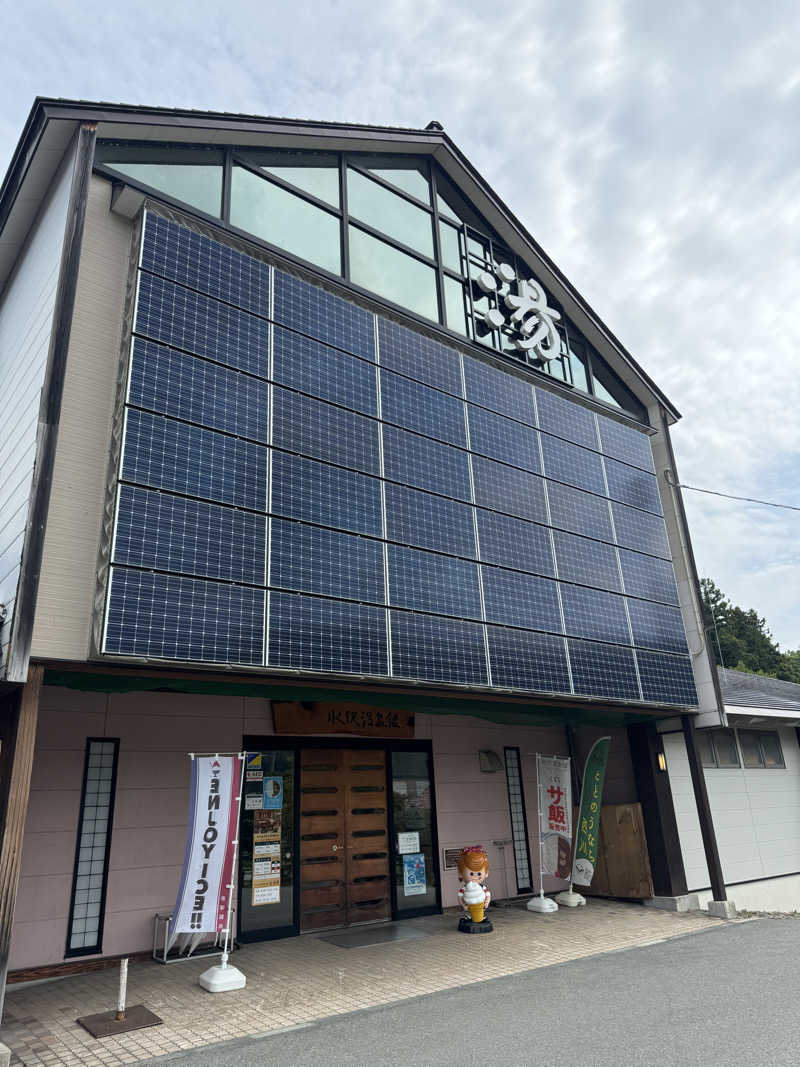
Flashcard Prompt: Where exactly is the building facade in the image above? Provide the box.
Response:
[0,100,730,997]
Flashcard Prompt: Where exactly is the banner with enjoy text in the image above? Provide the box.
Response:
[572,737,611,887]
[170,755,242,936]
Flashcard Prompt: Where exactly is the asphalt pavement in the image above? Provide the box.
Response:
[141,918,800,1066]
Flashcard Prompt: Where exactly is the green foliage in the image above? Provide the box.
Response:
[700,579,799,682]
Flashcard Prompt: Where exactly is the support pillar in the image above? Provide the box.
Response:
[627,722,687,897]
[681,712,726,901]
[0,664,44,1023]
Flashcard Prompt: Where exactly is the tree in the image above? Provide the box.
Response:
[699,579,785,677]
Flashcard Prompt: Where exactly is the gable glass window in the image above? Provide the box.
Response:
[66,739,119,955]
[698,728,740,768]
[231,164,341,275]
[95,144,223,217]
[95,141,649,421]
[738,730,785,769]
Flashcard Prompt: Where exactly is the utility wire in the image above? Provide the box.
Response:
[674,482,800,513]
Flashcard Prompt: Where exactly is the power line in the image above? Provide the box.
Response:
[675,482,800,513]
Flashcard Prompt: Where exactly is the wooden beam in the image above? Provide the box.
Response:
[682,713,727,901]
[0,663,43,1023]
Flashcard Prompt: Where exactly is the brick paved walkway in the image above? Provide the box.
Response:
[2,901,724,1066]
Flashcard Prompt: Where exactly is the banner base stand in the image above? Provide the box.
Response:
[526,894,558,913]
[199,963,246,992]
[555,889,586,907]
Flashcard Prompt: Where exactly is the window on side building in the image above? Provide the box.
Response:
[698,728,740,768]
[738,729,785,768]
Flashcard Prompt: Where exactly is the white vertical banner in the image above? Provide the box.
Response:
[170,756,242,936]
[537,755,573,882]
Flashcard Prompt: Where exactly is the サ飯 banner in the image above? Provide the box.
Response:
[170,755,242,935]
[537,755,573,880]
[572,738,611,887]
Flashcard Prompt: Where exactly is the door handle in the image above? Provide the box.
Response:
[331,844,338,852]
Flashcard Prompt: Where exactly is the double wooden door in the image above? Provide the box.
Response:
[299,748,391,930]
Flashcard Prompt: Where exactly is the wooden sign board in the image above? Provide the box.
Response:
[273,701,415,738]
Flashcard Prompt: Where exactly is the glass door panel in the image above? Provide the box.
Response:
[390,750,438,913]
[238,749,296,939]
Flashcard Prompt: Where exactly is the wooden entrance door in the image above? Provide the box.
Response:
[299,749,391,930]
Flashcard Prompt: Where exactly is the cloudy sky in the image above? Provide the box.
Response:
[3,0,799,650]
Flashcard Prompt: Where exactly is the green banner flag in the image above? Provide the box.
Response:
[571,737,611,887]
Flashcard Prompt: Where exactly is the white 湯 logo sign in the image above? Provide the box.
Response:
[475,261,561,361]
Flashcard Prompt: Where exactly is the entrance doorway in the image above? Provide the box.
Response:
[237,737,441,943]
[299,748,390,930]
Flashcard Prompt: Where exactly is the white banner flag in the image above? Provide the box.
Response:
[537,755,573,880]
[170,756,242,936]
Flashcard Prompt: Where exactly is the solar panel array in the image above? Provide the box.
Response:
[103,212,698,707]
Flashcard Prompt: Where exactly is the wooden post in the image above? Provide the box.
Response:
[0,664,44,1023]
[682,713,727,901]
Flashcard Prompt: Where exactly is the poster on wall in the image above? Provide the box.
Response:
[170,755,243,936]
[403,853,426,896]
[537,755,573,880]
[252,808,282,905]
[262,776,283,810]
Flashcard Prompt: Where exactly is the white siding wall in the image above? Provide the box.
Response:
[0,146,75,665]
[663,727,800,897]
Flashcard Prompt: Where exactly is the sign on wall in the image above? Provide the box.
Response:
[273,701,414,737]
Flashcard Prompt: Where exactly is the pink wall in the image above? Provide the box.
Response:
[11,687,639,970]
[11,685,272,970]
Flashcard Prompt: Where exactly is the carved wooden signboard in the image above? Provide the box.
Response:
[272,701,415,738]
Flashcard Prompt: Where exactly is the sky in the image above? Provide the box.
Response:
[2,0,799,650]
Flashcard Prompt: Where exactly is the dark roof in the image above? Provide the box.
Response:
[719,667,800,714]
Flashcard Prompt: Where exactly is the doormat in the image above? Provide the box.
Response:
[317,924,429,949]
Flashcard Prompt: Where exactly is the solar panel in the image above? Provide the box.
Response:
[377,317,463,396]
[627,599,689,654]
[471,455,548,523]
[387,545,482,619]
[552,530,621,592]
[596,414,655,473]
[637,650,697,705]
[604,456,663,515]
[462,356,536,424]
[611,501,671,559]
[141,213,271,317]
[535,388,598,450]
[466,405,541,473]
[382,425,472,501]
[481,567,562,631]
[540,433,606,496]
[104,567,264,664]
[128,338,268,442]
[384,483,476,557]
[380,369,467,446]
[273,270,375,359]
[272,325,378,416]
[476,510,555,576]
[560,585,630,645]
[390,611,488,685]
[270,452,383,536]
[135,272,269,376]
[619,548,680,605]
[114,485,265,584]
[122,410,267,510]
[568,639,640,700]
[546,481,614,542]
[270,519,385,602]
[487,627,571,693]
[271,387,381,475]
[269,592,387,674]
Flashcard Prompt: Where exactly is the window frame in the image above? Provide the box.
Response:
[94,139,650,422]
[737,729,786,769]
[64,737,120,958]
[698,727,740,768]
